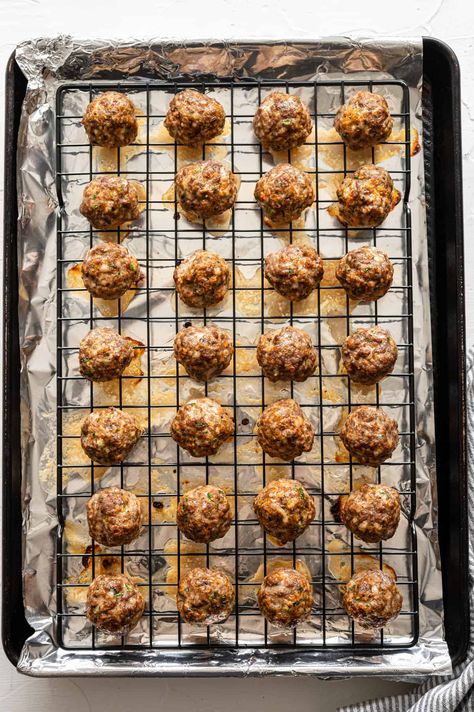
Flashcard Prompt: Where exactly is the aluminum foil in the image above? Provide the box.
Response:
[13,35,451,677]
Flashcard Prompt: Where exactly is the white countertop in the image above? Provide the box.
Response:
[0,0,471,709]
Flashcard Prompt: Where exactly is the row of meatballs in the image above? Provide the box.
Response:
[86,480,402,635]
[79,88,400,232]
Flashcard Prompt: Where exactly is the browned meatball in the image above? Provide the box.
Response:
[342,568,402,629]
[338,483,401,543]
[177,567,234,624]
[256,399,314,461]
[336,246,393,301]
[177,485,232,543]
[164,89,225,145]
[253,92,312,151]
[257,326,317,382]
[174,250,230,309]
[79,327,134,382]
[332,165,400,228]
[86,573,144,634]
[81,407,143,464]
[87,486,142,547]
[341,326,398,385]
[340,406,399,466]
[170,397,233,458]
[81,242,141,300]
[334,91,393,151]
[82,91,138,148]
[253,478,315,545]
[264,243,324,302]
[258,568,313,628]
[80,176,140,230]
[255,164,314,226]
[175,160,238,221]
[174,325,233,381]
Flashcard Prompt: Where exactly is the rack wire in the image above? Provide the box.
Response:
[55,77,418,653]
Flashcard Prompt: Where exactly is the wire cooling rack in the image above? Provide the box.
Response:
[55,78,418,652]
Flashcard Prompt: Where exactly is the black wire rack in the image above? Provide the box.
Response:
[55,77,418,653]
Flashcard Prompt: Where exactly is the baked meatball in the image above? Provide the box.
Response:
[334,91,393,151]
[80,176,140,230]
[257,326,317,382]
[253,92,312,151]
[174,250,230,309]
[82,91,138,148]
[164,89,225,145]
[175,160,238,221]
[174,325,233,381]
[79,327,134,382]
[86,573,144,634]
[258,568,313,628]
[340,406,399,466]
[177,567,234,624]
[256,399,314,461]
[170,397,233,458]
[264,243,324,302]
[177,485,232,543]
[253,478,315,545]
[342,568,402,629]
[338,483,401,543]
[333,164,400,228]
[80,407,143,465]
[341,326,398,385]
[87,486,142,547]
[255,164,314,226]
[336,246,393,301]
[81,242,141,300]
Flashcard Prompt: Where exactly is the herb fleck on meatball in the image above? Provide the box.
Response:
[79,327,134,382]
[164,90,225,146]
[253,92,312,151]
[255,163,314,226]
[340,406,399,466]
[177,567,234,624]
[82,91,138,148]
[338,483,401,544]
[170,397,234,458]
[80,176,140,230]
[342,568,402,629]
[341,326,398,385]
[87,487,142,547]
[334,91,393,151]
[336,246,394,301]
[331,164,400,228]
[256,399,314,461]
[258,568,313,628]
[254,478,315,545]
[80,407,143,465]
[175,160,238,222]
[177,485,232,543]
[174,325,233,381]
[81,242,142,300]
[174,250,230,309]
[86,573,144,634]
[257,326,317,382]
[264,243,324,302]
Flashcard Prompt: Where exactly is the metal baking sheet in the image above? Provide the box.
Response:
[12,36,451,677]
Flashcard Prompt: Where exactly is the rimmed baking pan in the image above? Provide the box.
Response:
[2,37,467,671]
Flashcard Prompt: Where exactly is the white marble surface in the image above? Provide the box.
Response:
[0,1,472,709]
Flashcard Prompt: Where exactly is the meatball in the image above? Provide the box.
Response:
[81,242,141,300]
[333,164,400,228]
[256,399,314,461]
[338,483,401,544]
[164,89,225,145]
[86,573,144,634]
[87,486,142,547]
[334,91,393,151]
[82,91,138,148]
[80,176,140,230]
[257,326,317,382]
[174,250,230,309]
[79,327,134,382]
[177,567,234,624]
[255,163,314,226]
[177,485,232,543]
[264,243,324,302]
[341,326,398,385]
[342,568,402,629]
[170,397,233,458]
[253,478,315,545]
[257,568,313,628]
[253,92,312,151]
[175,160,238,221]
[174,325,233,381]
[336,246,393,301]
[340,406,399,466]
[80,407,143,465]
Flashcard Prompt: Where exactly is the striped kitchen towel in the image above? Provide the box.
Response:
[339,347,474,712]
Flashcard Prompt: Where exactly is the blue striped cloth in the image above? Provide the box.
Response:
[339,349,474,712]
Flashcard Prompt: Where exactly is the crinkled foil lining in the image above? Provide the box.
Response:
[13,35,451,677]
